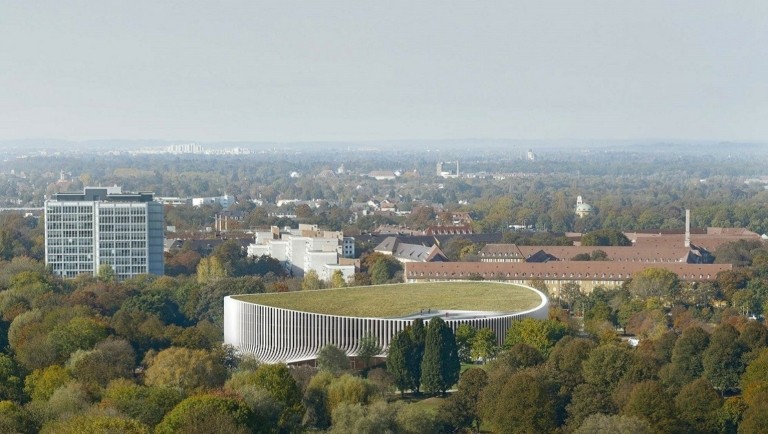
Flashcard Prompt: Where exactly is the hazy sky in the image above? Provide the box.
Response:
[1,1,766,142]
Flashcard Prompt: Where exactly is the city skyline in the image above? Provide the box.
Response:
[1,1,766,143]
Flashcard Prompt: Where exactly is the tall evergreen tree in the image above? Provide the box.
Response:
[410,319,426,393]
[421,317,460,395]
[386,329,415,396]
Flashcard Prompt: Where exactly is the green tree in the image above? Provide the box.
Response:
[0,401,34,434]
[566,383,617,430]
[455,324,476,363]
[582,344,632,390]
[546,337,596,394]
[97,263,117,283]
[330,401,400,434]
[628,267,681,301]
[233,363,303,427]
[41,414,149,434]
[702,323,745,394]
[659,326,709,392]
[0,354,23,402]
[471,327,498,363]
[581,229,632,246]
[420,317,460,395]
[317,344,351,375]
[573,413,652,434]
[155,394,253,434]
[560,281,582,311]
[326,374,377,412]
[505,318,569,358]
[101,379,184,428]
[409,319,426,393]
[454,368,489,431]
[386,329,415,396]
[357,333,381,370]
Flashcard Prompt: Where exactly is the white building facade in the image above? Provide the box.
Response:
[247,224,355,280]
[45,187,164,280]
[223,282,549,364]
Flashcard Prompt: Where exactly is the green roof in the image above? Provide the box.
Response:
[231,281,542,318]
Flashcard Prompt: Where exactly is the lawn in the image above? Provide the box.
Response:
[232,281,542,318]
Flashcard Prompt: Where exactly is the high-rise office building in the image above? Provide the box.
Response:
[45,187,164,280]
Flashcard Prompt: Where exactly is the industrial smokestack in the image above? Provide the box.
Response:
[685,209,691,248]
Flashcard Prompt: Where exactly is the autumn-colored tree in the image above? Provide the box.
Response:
[101,379,184,428]
[330,270,346,288]
[674,378,722,434]
[545,337,596,394]
[740,347,768,405]
[67,337,136,388]
[144,347,227,392]
[480,368,561,433]
[40,414,149,434]
[565,383,617,430]
[155,394,253,434]
[24,365,72,402]
[195,256,227,284]
[573,413,652,434]
[621,380,680,433]
[301,270,322,290]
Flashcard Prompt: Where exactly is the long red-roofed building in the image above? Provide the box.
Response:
[405,261,732,296]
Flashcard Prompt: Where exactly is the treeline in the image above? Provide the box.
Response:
[6,151,768,235]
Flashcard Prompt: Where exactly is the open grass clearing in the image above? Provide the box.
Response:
[232,282,542,318]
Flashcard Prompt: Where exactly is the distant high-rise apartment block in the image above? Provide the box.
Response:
[436,161,460,178]
[167,143,204,154]
[45,187,164,280]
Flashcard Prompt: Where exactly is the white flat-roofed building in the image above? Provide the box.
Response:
[45,187,164,280]
[247,224,354,279]
[192,195,233,209]
[320,264,356,282]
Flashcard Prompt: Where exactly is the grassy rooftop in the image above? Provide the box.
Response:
[231,282,542,318]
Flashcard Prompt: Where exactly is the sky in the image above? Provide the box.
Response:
[0,1,766,143]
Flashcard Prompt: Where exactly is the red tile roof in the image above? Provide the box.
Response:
[405,261,731,282]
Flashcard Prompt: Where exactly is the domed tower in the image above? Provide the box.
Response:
[575,195,594,218]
